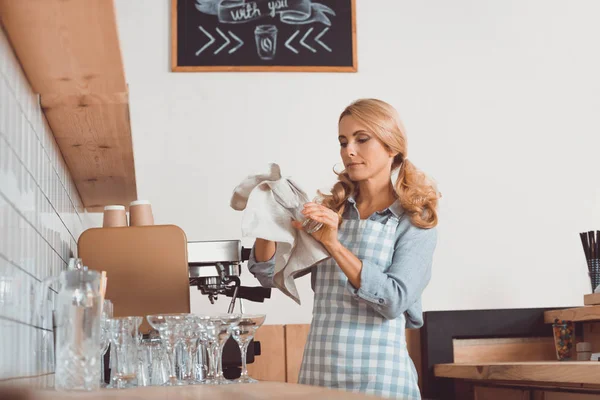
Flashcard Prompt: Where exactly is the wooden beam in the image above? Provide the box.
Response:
[435,362,600,386]
[40,93,136,208]
[544,306,600,323]
[0,0,127,95]
[0,0,137,209]
[453,337,557,364]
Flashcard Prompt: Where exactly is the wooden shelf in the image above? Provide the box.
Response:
[435,362,600,386]
[544,306,600,323]
[0,0,137,209]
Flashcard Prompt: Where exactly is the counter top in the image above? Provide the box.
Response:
[5,382,381,400]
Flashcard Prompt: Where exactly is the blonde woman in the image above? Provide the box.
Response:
[248,99,440,399]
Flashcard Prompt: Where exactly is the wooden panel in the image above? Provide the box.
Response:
[435,362,600,385]
[453,337,557,363]
[538,392,600,400]
[584,293,600,306]
[474,386,530,400]
[247,325,286,383]
[406,328,422,390]
[0,0,126,95]
[285,324,311,384]
[41,93,136,208]
[544,306,600,323]
[583,322,600,353]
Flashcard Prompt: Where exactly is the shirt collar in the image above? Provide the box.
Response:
[347,195,404,218]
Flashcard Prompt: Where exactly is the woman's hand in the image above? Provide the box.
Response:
[292,202,341,252]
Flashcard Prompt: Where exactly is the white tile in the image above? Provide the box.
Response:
[0,29,9,78]
[0,78,8,137]
[0,318,18,379]
[0,26,82,381]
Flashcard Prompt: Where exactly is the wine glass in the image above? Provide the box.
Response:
[231,314,266,383]
[99,300,113,387]
[107,316,142,389]
[201,314,241,385]
[146,313,188,386]
[180,315,205,385]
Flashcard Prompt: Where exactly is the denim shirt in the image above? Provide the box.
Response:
[247,197,437,328]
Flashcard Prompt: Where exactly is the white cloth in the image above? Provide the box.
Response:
[230,163,330,304]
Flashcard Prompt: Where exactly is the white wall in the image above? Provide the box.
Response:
[112,0,600,324]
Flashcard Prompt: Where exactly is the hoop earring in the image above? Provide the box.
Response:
[332,163,345,175]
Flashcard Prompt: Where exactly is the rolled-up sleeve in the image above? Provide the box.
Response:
[346,225,437,320]
[248,245,276,288]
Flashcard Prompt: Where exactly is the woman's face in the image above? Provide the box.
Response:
[338,115,395,182]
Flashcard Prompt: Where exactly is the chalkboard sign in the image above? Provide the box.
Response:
[171,0,357,72]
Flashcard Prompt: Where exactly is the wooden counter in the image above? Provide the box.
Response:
[4,382,382,400]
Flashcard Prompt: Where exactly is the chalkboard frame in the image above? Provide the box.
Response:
[171,0,357,72]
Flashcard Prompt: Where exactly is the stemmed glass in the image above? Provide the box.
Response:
[180,315,205,385]
[201,314,241,385]
[213,314,241,385]
[99,300,113,387]
[107,316,142,389]
[146,313,188,386]
[231,314,266,384]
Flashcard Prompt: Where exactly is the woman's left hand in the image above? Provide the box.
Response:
[292,202,340,251]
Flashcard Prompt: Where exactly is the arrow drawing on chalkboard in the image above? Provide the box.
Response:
[228,31,244,54]
[285,30,300,54]
[285,27,331,54]
[314,27,331,52]
[300,28,316,53]
[196,26,215,56]
[196,25,245,56]
[214,28,230,54]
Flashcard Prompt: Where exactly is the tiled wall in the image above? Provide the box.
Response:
[0,27,86,382]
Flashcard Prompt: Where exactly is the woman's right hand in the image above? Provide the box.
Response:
[254,238,276,262]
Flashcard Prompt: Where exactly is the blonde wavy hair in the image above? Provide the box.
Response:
[320,99,440,229]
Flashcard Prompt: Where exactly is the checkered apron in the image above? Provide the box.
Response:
[298,217,421,399]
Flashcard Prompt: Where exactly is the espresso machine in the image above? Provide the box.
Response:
[187,240,272,379]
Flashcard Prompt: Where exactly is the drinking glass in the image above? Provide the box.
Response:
[201,314,241,385]
[138,334,167,386]
[99,300,113,387]
[213,314,241,385]
[146,314,188,386]
[107,316,142,389]
[231,314,266,383]
[302,195,326,234]
[180,315,204,385]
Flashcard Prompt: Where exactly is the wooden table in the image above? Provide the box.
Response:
[2,382,383,400]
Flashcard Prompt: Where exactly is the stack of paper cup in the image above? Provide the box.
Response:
[129,200,154,226]
[102,205,127,227]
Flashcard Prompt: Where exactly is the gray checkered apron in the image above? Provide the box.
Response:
[298,217,421,399]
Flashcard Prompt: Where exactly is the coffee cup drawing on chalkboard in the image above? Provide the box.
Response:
[255,25,277,60]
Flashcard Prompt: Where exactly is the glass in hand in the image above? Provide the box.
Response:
[301,196,324,234]
[146,314,188,386]
[231,314,266,384]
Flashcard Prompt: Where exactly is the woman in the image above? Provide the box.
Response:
[248,98,440,399]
